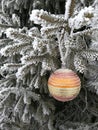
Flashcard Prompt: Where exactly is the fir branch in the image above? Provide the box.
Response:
[14,96,24,118]
[0,42,32,56]
[21,104,30,123]
[39,76,49,94]
[69,6,95,30]
[0,1,98,129]
[64,38,75,48]
[88,107,98,117]
[0,74,16,85]
[74,53,87,73]
[65,0,75,20]
[41,59,52,73]
[32,38,52,53]
[42,100,55,115]
[24,89,40,102]
[12,13,20,26]
[20,45,33,55]
[41,26,62,37]
[10,87,40,102]
[35,103,43,124]
[90,122,98,128]
[0,74,16,89]
[6,0,15,9]
[0,13,13,25]
[40,13,64,24]
[0,39,13,46]
[30,9,65,25]
[16,63,36,80]
[48,114,56,130]
[57,121,96,130]
[21,52,49,64]
[81,50,98,61]
[72,27,98,37]
[0,39,14,50]
[34,76,40,89]
[23,91,31,104]
[28,32,42,39]
[6,28,34,42]
[28,27,42,38]
[0,87,12,98]
[64,36,86,50]
[29,75,38,89]
[1,63,23,72]
[0,23,19,29]
[0,92,15,107]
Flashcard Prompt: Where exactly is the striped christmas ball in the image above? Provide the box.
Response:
[48,69,81,102]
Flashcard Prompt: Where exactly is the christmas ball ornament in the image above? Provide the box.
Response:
[48,69,81,102]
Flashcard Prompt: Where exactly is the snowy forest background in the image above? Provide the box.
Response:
[0,0,98,130]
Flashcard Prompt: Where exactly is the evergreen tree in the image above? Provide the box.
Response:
[0,0,98,130]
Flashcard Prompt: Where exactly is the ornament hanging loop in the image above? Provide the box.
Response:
[57,28,71,69]
[57,28,66,68]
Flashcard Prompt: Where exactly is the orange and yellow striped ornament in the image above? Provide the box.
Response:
[48,69,81,102]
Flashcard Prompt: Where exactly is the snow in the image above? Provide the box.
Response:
[30,9,48,24]
[65,0,72,20]
[69,6,95,29]
[12,14,20,26]
[16,66,27,80]
[5,28,14,38]
[32,38,44,53]
[28,27,40,37]
[0,45,11,56]
[32,38,39,51]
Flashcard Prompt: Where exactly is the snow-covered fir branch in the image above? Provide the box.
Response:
[0,0,98,130]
